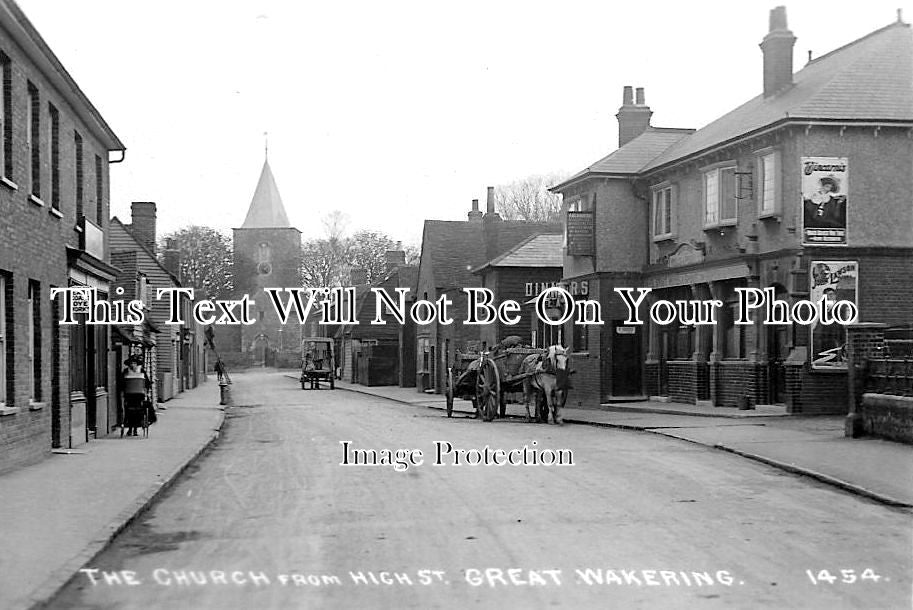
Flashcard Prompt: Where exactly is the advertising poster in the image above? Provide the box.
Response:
[802,157,848,245]
[809,261,858,369]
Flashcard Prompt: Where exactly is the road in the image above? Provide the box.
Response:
[49,370,912,609]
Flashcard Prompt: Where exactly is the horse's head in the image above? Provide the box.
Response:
[546,345,572,392]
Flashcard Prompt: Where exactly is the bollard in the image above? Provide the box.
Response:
[219,380,232,406]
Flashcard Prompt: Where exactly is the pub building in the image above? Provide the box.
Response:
[552,8,913,412]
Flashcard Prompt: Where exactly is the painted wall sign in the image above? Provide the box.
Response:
[566,211,595,256]
[802,157,848,246]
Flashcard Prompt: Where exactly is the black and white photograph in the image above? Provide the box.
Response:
[0,1,911,608]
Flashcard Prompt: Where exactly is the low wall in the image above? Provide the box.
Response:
[861,393,913,444]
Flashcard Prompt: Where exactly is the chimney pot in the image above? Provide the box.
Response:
[769,5,788,31]
[468,198,483,222]
[616,86,652,147]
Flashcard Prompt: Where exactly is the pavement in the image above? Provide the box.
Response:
[336,380,913,509]
[2,370,911,609]
[0,378,225,610]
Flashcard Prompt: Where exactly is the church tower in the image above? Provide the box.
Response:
[232,157,301,365]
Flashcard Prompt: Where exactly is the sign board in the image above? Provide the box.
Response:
[566,211,595,256]
[809,260,858,369]
[802,157,848,246]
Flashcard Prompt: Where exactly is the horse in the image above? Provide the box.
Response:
[520,345,570,424]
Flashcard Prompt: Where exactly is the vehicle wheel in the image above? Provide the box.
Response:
[445,368,454,417]
[476,359,500,422]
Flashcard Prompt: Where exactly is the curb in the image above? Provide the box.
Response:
[27,408,228,610]
[566,417,913,510]
[333,381,912,511]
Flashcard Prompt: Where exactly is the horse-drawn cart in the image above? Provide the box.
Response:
[445,344,555,422]
[300,337,336,390]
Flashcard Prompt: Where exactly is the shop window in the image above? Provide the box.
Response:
[758,151,780,217]
[95,155,103,224]
[652,185,675,240]
[704,165,737,227]
[572,322,588,353]
[662,325,693,361]
[28,280,40,401]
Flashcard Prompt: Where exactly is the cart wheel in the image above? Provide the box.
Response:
[445,369,454,417]
[476,359,500,422]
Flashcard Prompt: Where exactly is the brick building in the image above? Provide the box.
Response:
[0,0,124,469]
[553,8,913,413]
[414,187,561,392]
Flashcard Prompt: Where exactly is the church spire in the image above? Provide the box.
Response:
[241,157,290,228]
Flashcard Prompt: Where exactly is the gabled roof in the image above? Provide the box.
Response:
[644,20,912,172]
[420,219,562,292]
[241,159,291,229]
[552,128,694,191]
[110,217,180,285]
[472,233,564,273]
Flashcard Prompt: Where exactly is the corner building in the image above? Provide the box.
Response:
[0,0,124,469]
[554,9,913,413]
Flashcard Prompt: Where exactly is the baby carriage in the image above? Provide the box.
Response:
[122,366,155,438]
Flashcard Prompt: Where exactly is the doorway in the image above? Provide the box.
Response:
[611,321,642,396]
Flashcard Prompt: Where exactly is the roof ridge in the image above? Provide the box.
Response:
[807,19,909,67]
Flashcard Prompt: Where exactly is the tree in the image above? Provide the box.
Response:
[300,211,413,287]
[348,230,396,285]
[160,226,233,299]
[495,172,569,223]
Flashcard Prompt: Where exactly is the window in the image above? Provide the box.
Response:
[95,154,103,223]
[704,166,737,227]
[0,273,7,405]
[28,280,40,401]
[652,185,674,239]
[758,151,780,217]
[49,104,59,210]
[74,131,83,218]
[0,53,10,180]
[27,83,40,199]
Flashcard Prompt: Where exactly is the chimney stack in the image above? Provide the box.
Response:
[615,85,652,147]
[468,198,483,223]
[130,202,157,255]
[384,246,406,272]
[485,186,497,216]
[760,6,796,97]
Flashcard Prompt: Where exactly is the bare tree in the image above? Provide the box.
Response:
[495,172,569,223]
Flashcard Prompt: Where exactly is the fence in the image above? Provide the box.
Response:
[864,326,913,397]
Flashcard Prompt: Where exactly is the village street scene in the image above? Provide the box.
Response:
[0,1,911,608]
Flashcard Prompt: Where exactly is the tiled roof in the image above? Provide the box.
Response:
[553,128,694,190]
[421,219,561,291]
[472,233,564,272]
[241,159,291,228]
[644,20,912,171]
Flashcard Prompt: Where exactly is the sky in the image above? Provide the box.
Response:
[15,0,910,248]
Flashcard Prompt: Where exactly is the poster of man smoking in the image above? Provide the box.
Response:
[810,261,858,369]
[802,157,848,245]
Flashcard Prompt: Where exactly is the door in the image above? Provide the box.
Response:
[768,324,788,403]
[611,322,642,396]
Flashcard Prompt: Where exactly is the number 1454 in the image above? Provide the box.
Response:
[805,569,884,585]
